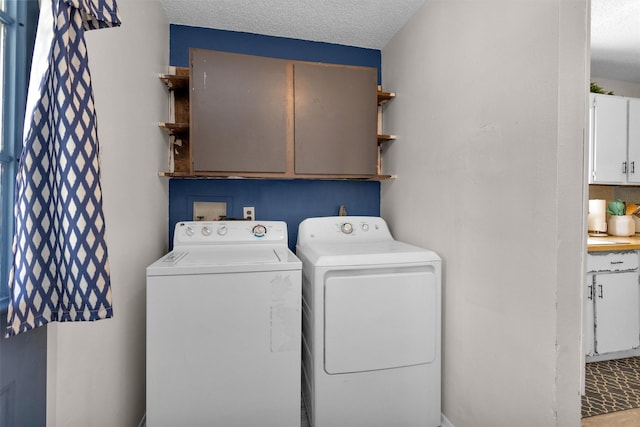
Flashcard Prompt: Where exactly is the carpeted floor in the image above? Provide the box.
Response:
[582,357,640,418]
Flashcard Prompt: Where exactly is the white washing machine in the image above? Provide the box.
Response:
[296,216,441,427]
[146,220,301,427]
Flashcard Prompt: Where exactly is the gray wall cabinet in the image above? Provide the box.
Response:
[159,49,390,179]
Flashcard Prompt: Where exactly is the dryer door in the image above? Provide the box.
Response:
[323,266,438,374]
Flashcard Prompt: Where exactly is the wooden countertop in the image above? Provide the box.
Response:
[588,235,640,252]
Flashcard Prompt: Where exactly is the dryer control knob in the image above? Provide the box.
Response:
[361,223,369,232]
[185,226,195,237]
[341,223,354,234]
[217,225,228,236]
[201,225,212,236]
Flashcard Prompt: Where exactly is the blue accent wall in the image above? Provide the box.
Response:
[169,179,380,251]
[168,26,382,250]
[170,24,382,82]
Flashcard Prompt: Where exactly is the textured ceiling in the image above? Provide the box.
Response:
[160,0,640,84]
[160,0,425,50]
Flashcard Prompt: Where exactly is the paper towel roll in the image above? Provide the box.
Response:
[589,199,606,214]
[588,199,607,233]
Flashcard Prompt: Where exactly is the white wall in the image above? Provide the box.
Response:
[46,1,169,425]
[591,77,640,98]
[381,1,588,426]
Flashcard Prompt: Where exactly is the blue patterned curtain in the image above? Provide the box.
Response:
[6,0,121,337]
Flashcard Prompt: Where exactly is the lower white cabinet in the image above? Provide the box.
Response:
[585,274,594,356]
[593,271,640,354]
[586,251,640,358]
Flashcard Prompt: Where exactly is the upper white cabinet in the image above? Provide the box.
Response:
[629,98,640,182]
[589,93,640,184]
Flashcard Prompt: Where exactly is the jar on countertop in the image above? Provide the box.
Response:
[608,215,635,237]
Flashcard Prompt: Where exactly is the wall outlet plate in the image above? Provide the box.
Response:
[193,202,227,221]
[243,207,255,220]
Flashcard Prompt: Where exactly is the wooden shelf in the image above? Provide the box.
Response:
[377,134,396,144]
[159,73,189,91]
[159,122,189,136]
[377,90,396,105]
[158,171,395,180]
[376,87,396,145]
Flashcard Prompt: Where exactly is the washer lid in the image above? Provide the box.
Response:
[178,246,282,265]
[296,240,440,267]
[147,245,301,276]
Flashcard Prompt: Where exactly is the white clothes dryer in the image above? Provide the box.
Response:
[296,216,441,427]
[146,220,301,427]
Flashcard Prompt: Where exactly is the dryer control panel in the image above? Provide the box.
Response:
[297,216,393,245]
[173,221,287,246]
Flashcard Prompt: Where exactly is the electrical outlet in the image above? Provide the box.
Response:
[243,207,255,220]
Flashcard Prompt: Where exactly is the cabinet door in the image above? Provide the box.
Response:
[590,94,628,184]
[190,49,289,173]
[293,62,377,175]
[628,99,640,183]
[585,274,595,356]
[594,271,640,354]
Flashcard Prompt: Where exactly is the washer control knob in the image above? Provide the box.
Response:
[361,223,369,232]
[201,225,212,236]
[217,225,228,236]
[252,224,267,237]
[341,222,354,234]
[185,226,195,237]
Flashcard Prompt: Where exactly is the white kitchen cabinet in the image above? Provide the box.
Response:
[585,274,595,356]
[628,98,640,184]
[589,93,631,184]
[593,271,640,354]
[586,251,640,358]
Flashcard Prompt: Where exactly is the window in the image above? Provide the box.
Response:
[0,0,38,311]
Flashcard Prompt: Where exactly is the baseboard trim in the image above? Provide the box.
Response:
[441,413,455,427]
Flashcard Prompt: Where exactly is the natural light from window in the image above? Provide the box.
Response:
[0,3,8,310]
[0,15,5,152]
[0,0,38,310]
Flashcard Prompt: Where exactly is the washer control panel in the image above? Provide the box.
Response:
[174,221,287,246]
[252,224,267,237]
